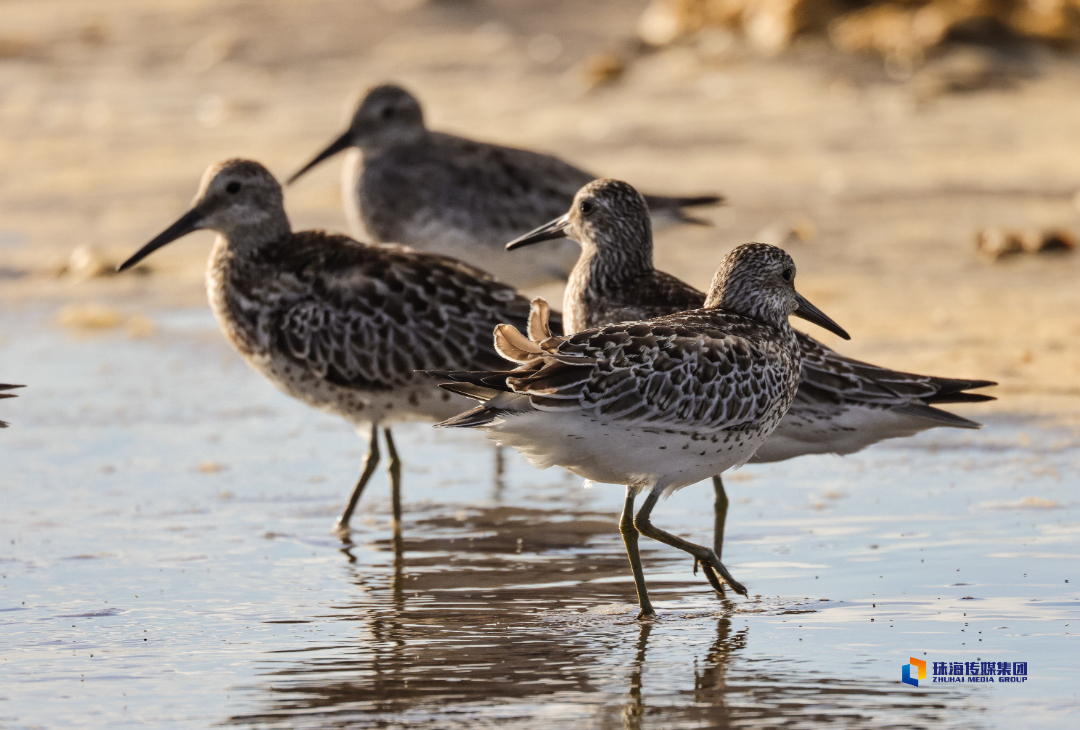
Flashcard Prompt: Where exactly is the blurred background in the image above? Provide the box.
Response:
[0,0,1078,414]
[3,3,1080,728]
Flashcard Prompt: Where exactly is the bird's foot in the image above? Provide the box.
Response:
[703,551,747,597]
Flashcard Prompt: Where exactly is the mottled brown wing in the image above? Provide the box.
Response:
[511,313,794,431]
[795,333,995,408]
[272,236,536,391]
[363,134,593,245]
[586,271,706,329]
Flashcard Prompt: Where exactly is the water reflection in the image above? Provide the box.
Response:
[227,507,982,730]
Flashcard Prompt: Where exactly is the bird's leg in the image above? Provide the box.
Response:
[692,475,728,593]
[384,427,403,555]
[620,486,655,620]
[335,423,380,536]
[712,475,729,560]
[635,486,748,597]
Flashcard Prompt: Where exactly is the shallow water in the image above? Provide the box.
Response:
[1,304,1078,729]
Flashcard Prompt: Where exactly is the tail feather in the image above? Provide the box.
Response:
[895,403,984,429]
[925,377,996,403]
[926,392,996,406]
[644,193,724,226]
[436,403,503,428]
[439,382,499,402]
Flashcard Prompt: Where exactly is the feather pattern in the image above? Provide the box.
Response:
[542,179,995,462]
[292,84,722,287]
[436,244,809,495]
[120,159,561,430]
[210,230,560,424]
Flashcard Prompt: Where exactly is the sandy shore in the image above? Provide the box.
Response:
[2,0,1079,420]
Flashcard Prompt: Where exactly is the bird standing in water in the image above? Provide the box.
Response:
[287,84,722,287]
[431,243,851,618]
[505,178,995,559]
[117,159,556,542]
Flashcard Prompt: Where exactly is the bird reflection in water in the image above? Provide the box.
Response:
[619,614,747,730]
[226,508,978,729]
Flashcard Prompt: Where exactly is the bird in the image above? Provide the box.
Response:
[428,242,852,618]
[0,384,24,428]
[505,178,996,559]
[286,83,723,288]
[116,158,558,542]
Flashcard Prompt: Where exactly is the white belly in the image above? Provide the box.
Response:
[485,409,770,495]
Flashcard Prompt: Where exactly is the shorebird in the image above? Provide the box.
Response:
[117,158,557,540]
[505,178,996,558]
[0,384,23,428]
[429,243,851,618]
[286,83,722,287]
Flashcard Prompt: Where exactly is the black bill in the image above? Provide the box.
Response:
[286,130,352,186]
[793,292,850,340]
[117,208,204,272]
[505,213,571,251]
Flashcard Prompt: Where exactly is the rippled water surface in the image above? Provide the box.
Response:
[1,304,1078,728]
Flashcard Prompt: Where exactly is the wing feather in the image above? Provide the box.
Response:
[502,310,795,432]
[254,233,543,391]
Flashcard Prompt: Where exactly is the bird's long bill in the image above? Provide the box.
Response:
[117,208,204,272]
[286,130,352,185]
[793,292,851,340]
[505,213,571,250]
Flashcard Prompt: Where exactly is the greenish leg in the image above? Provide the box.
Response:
[712,475,729,560]
[635,486,748,597]
[384,427,403,555]
[335,422,380,536]
[620,486,655,620]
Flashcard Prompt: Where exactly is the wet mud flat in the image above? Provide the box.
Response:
[2,305,1078,729]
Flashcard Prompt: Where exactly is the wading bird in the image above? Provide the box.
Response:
[118,159,558,541]
[287,83,722,287]
[505,178,996,558]
[430,243,850,618]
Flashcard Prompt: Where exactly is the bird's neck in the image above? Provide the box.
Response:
[564,241,653,334]
[205,222,292,354]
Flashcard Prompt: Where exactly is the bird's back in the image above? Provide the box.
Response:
[353,134,587,284]
[572,269,706,333]
[211,230,554,423]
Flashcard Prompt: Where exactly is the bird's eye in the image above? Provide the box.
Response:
[226,182,241,194]
[579,199,595,215]
[381,106,394,119]
[781,268,793,282]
